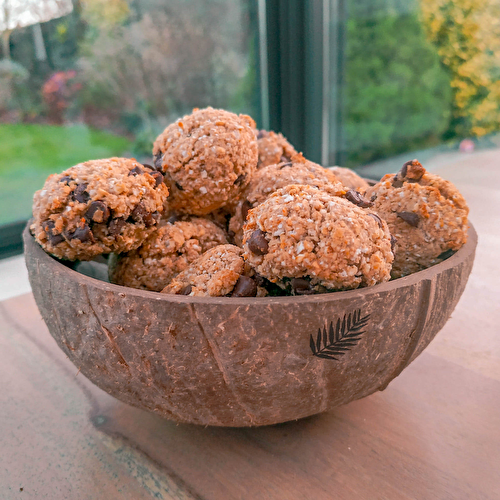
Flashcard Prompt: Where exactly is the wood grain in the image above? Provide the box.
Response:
[0,293,499,500]
[2,152,500,498]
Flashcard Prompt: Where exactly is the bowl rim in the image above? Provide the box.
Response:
[23,223,477,306]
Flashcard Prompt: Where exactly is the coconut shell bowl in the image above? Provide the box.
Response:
[23,224,477,427]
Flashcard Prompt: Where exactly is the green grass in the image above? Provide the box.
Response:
[0,124,130,225]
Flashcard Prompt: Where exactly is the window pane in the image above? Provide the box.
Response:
[0,0,261,226]
[333,0,500,173]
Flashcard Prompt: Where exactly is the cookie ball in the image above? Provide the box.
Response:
[109,216,228,291]
[153,107,258,215]
[257,130,297,168]
[246,155,345,206]
[365,159,469,278]
[243,184,394,291]
[228,156,346,246]
[162,244,261,297]
[31,158,169,261]
[328,166,370,191]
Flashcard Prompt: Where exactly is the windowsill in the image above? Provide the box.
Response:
[0,255,31,301]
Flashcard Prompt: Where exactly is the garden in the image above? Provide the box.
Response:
[0,0,259,224]
[1,0,500,224]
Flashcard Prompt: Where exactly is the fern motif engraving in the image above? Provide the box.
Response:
[310,309,370,360]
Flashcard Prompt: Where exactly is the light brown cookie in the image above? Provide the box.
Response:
[153,107,258,215]
[246,155,345,206]
[228,155,346,246]
[109,216,228,291]
[364,159,469,278]
[31,158,168,261]
[243,184,394,292]
[328,166,370,191]
[256,130,297,168]
[161,244,261,297]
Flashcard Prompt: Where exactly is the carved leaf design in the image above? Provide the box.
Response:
[310,309,370,360]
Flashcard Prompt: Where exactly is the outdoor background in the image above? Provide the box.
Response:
[1,0,500,227]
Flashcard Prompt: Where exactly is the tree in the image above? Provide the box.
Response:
[421,0,500,138]
[0,0,73,59]
[77,0,258,149]
[80,0,129,31]
[343,0,452,166]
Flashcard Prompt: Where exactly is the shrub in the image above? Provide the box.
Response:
[0,60,29,112]
[77,2,257,135]
[343,3,452,166]
[42,70,81,124]
[421,0,500,138]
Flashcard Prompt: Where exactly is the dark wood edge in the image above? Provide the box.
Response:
[0,219,27,259]
[23,223,477,306]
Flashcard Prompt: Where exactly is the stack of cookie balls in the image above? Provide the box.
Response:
[32,107,469,297]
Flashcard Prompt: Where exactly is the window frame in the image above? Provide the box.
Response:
[265,0,343,166]
[0,221,26,259]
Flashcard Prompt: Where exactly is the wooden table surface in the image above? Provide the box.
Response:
[1,150,499,500]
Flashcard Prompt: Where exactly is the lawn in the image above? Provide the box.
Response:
[0,124,130,225]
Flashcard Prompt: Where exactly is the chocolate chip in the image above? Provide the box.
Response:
[397,211,419,227]
[67,224,93,243]
[128,166,144,176]
[390,234,397,253]
[85,201,110,223]
[175,181,184,191]
[48,232,65,246]
[241,200,252,221]
[345,190,373,208]
[291,278,314,295]
[59,175,72,184]
[400,159,425,181]
[42,220,55,231]
[149,171,164,187]
[234,174,246,185]
[370,193,378,202]
[367,213,383,228]
[437,248,455,260]
[247,229,268,255]
[279,162,293,169]
[130,203,147,222]
[131,203,159,227]
[231,276,258,297]
[142,163,153,170]
[153,151,163,171]
[257,130,266,139]
[400,162,409,178]
[392,177,404,188]
[394,160,425,187]
[73,183,89,203]
[179,284,192,295]
[43,220,65,246]
[108,218,126,235]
